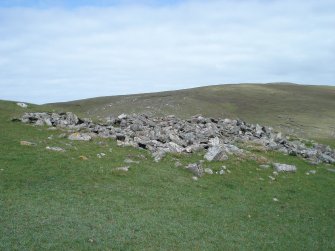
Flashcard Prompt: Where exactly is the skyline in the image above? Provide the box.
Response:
[1,0,334,103]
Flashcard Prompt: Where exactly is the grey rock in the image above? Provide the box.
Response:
[186,163,204,177]
[273,163,297,172]
[205,146,228,161]
[259,164,270,169]
[46,146,65,152]
[204,168,213,175]
[68,133,92,141]
[17,102,28,108]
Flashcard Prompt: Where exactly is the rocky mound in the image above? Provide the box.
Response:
[17,112,335,164]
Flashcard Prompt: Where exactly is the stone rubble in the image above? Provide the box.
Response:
[17,112,335,164]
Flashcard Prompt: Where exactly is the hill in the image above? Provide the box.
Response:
[45,83,335,141]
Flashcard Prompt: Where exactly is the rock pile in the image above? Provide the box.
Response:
[17,112,335,164]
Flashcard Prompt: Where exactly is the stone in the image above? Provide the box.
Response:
[192,176,198,181]
[17,102,28,108]
[186,163,204,177]
[79,155,88,160]
[118,113,128,120]
[20,140,35,146]
[68,133,92,141]
[219,169,225,175]
[259,164,270,169]
[46,146,65,152]
[204,146,228,161]
[273,163,297,172]
[124,158,140,164]
[204,168,213,175]
[326,168,335,173]
[17,111,335,165]
[115,166,129,172]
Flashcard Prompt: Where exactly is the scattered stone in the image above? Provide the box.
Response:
[79,155,88,160]
[175,161,182,167]
[273,198,279,202]
[186,163,204,177]
[68,133,92,141]
[124,158,140,164]
[268,175,276,181]
[97,153,106,158]
[273,163,297,172]
[17,112,335,164]
[327,168,335,173]
[204,146,228,161]
[20,140,35,146]
[46,146,65,152]
[259,164,270,169]
[16,102,28,108]
[308,170,316,174]
[219,169,225,175]
[192,176,198,181]
[273,171,279,176]
[204,168,214,175]
[115,166,129,172]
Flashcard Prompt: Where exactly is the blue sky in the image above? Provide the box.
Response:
[0,0,334,103]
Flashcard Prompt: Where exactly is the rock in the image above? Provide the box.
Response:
[79,155,88,160]
[327,168,335,173]
[175,161,182,167]
[268,175,276,181]
[152,149,167,162]
[115,166,129,172]
[118,113,127,120]
[273,163,297,172]
[16,102,28,108]
[204,168,213,175]
[46,146,65,152]
[20,140,35,146]
[308,170,316,174]
[219,169,225,175]
[124,158,140,164]
[68,133,92,141]
[259,164,270,169]
[273,198,279,202]
[319,154,335,164]
[17,111,335,165]
[186,163,204,177]
[97,153,106,158]
[192,176,198,181]
[204,146,228,161]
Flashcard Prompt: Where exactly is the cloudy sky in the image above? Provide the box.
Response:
[0,0,334,103]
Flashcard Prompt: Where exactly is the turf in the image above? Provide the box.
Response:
[0,100,335,250]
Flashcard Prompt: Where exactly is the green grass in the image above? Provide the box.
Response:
[1,100,335,250]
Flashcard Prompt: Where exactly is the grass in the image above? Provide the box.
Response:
[0,100,335,250]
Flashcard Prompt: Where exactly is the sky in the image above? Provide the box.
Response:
[0,0,334,104]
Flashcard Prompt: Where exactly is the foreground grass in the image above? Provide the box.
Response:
[0,101,334,250]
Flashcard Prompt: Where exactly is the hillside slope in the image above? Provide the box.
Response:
[45,83,335,140]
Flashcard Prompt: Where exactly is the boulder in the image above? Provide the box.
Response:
[205,146,228,161]
[68,133,92,141]
[186,163,204,177]
[17,102,28,108]
[273,163,297,172]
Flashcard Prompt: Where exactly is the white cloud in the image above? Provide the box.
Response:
[0,0,334,103]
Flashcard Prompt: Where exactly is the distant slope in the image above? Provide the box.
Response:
[44,83,335,139]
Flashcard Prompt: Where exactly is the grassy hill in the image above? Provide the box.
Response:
[1,83,335,250]
[45,83,335,141]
